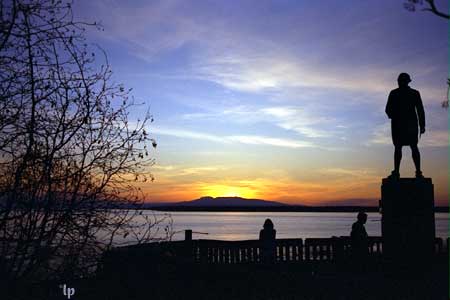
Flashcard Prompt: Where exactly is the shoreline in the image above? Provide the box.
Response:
[141,206,449,213]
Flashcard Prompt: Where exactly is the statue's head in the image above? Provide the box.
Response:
[397,73,411,88]
[357,211,367,224]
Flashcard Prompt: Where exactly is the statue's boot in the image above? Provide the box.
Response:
[388,170,400,179]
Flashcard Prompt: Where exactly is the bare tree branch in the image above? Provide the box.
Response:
[0,0,171,289]
[404,0,449,19]
[423,0,449,19]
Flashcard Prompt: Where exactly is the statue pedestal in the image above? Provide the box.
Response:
[380,178,435,261]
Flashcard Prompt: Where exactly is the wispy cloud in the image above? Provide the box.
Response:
[227,135,314,148]
[152,127,225,143]
[260,106,333,138]
[153,164,229,177]
[317,168,381,186]
[194,55,395,95]
[152,165,176,171]
[369,123,391,146]
[152,127,315,149]
[81,1,446,100]
[81,0,208,60]
[182,105,338,139]
[421,130,449,147]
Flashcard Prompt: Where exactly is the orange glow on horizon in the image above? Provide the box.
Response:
[200,184,258,199]
[136,166,448,206]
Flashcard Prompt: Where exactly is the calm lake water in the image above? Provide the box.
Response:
[143,211,449,242]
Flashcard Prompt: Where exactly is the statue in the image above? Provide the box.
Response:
[385,73,425,179]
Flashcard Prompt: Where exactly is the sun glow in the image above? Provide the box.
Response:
[201,184,257,199]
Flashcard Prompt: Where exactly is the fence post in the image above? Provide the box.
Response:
[185,229,192,242]
[331,237,344,262]
[183,230,193,263]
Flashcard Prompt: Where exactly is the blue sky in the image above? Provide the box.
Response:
[75,0,448,205]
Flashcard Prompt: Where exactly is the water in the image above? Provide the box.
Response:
[138,211,448,242]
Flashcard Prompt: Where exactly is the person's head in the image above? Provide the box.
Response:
[397,73,411,88]
[357,212,367,224]
[263,218,274,230]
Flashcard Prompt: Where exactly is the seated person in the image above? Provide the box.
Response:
[350,212,369,259]
[259,219,276,263]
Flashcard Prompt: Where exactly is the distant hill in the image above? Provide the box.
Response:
[142,197,448,212]
[172,196,288,207]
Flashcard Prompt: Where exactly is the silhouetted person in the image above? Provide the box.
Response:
[385,73,425,179]
[259,219,276,263]
[350,212,368,264]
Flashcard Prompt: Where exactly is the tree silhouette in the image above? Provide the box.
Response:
[0,0,171,287]
[404,0,449,19]
[403,0,449,109]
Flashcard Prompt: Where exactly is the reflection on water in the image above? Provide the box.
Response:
[122,211,448,243]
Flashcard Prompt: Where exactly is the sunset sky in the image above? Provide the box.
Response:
[76,0,448,205]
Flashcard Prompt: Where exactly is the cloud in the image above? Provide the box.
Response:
[152,127,315,149]
[421,130,449,147]
[319,167,378,178]
[317,168,381,186]
[182,105,338,139]
[153,164,229,177]
[369,123,392,146]
[152,127,225,143]
[81,1,444,97]
[80,0,447,108]
[227,135,314,148]
[152,165,176,171]
[80,0,208,60]
[193,54,396,95]
[260,106,333,138]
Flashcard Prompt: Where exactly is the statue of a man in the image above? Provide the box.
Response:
[385,73,425,179]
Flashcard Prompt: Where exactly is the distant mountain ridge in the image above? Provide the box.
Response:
[167,196,288,207]
[141,197,449,212]
[174,196,288,207]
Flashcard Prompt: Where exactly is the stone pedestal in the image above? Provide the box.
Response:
[380,178,435,261]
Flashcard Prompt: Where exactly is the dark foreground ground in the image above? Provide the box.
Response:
[9,258,448,300]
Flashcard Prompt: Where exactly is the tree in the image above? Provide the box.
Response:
[404,0,449,19]
[0,0,171,288]
[404,0,449,108]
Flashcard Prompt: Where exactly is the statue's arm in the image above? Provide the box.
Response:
[385,91,394,119]
[416,91,425,130]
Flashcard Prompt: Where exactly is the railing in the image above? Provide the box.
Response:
[190,236,447,264]
[101,235,448,272]
[434,237,450,254]
[335,236,383,257]
[276,238,303,262]
[304,238,335,261]
[191,236,392,264]
[193,240,261,264]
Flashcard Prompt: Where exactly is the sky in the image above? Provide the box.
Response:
[75,0,448,205]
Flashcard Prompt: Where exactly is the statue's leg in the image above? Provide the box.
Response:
[411,144,421,173]
[394,145,402,174]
